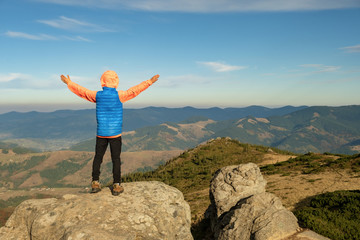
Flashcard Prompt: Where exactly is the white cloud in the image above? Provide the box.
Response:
[33,0,360,12]
[198,61,247,72]
[5,31,58,40]
[157,74,213,87]
[0,73,38,89]
[38,16,113,32]
[300,64,341,73]
[0,73,96,90]
[0,73,32,82]
[0,73,65,89]
[5,31,91,42]
[340,44,360,53]
[298,76,359,85]
[63,36,92,42]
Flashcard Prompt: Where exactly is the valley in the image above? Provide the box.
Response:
[0,148,182,190]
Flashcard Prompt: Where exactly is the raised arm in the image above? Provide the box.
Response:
[60,75,97,103]
[119,75,159,103]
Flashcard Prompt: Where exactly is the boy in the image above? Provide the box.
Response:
[60,71,159,195]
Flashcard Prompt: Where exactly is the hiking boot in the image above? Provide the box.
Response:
[91,180,101,193]
[112,183,124,196]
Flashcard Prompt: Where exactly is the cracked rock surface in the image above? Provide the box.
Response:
[0,181,193,240]
[209,163,299,240]
[210,163,267,218]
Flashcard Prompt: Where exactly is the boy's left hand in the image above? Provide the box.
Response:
[150,74,159,83]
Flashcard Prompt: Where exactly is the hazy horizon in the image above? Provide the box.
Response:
[2,103,359,115]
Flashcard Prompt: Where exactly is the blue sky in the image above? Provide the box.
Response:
[1,0,360,113]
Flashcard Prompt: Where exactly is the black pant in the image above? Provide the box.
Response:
[92,136,122,183]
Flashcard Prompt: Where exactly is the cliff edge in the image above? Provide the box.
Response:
[0,181,193,240]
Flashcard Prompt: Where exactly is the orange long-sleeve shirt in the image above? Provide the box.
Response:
[67,79,153,103]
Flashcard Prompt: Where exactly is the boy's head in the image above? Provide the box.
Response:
[101,70,119,88]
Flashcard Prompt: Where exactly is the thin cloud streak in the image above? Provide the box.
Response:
[0,73,78,89]
[5,31,58,40]
[300,64,341,73]
[0,73,44,89]
[38,16,114,32]
[158,74,213,88]
[33,0,360,12]
[0,73,32,82]
[340,44,360,53]
[63,36,92,42]
[5,31,91,42]
[298,77,359,85]
[198,61,247,72]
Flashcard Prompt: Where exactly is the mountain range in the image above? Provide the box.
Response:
[71,105,360,154]
[1,105,359,154]
[0,105,306,151]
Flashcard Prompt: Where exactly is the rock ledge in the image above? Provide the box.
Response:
[0,181,193,240]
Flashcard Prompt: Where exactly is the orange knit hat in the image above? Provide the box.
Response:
[100,70,119,88]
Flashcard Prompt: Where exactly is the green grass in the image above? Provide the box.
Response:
[12,146,38,154]
[118,139,357,239]
[118,138,294,239]
[261,152,360,175]
[121,138,266,193]
[294,190,360,240]
[0,154,49,174]
[39,158,91,187]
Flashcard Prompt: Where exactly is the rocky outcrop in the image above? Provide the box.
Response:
[208,163,330,240]
[210,163,267,218]
[214,192,299,240]
[0,181,193,240]
[209,163,300,240]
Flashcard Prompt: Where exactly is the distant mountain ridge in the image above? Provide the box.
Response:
[209,105,360,154]
[2,105,360,154]
[0,106,307,150]
[71,105,360,154]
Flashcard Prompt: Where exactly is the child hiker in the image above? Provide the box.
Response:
[60,71,159,196]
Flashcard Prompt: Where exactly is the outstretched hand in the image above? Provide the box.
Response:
[60,75,71,85]
[150,74,159,84]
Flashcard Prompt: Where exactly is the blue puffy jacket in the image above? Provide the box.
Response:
[96,87,123,137]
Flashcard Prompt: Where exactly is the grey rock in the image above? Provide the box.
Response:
[0,181,193,240]
[210,163,301,240]
[210,163,267,218]
[215,192,299,240]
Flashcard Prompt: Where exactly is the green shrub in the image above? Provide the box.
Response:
[294,190,360,240]
[12,146,36,154]
[24,155,48,169]
[262,152,360,175]
[40,159,85,185]
[136,166,154,173]
[0,195,30,208]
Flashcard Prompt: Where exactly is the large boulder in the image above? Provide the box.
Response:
[210,162,267,217]
[209,163,299,240]
[214,192,299,240]
[0,181,193,240]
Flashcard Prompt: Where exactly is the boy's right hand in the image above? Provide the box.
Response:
[60,75,71,85]
[150,74,159,83]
